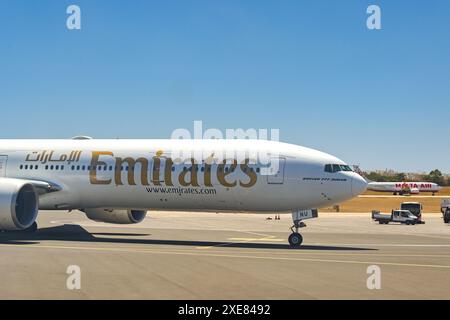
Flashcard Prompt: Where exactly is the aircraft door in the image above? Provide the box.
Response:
[267,157,285,184]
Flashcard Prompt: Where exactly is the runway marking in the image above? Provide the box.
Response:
[196,230,282,249]
[407,233,450,241]
[311,243,450,247]
[227,237,284,242]
[359,195,449,199]
[2,243,450,270]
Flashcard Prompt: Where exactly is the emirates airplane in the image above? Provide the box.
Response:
[0,138,367,247]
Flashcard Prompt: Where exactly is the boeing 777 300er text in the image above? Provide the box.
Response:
[0,138,367,247]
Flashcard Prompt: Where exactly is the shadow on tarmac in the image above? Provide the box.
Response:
[0,224,377,251]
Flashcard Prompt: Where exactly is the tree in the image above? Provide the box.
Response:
[366,172,386,182]
[394,173,406,181]
[424,169,445,186]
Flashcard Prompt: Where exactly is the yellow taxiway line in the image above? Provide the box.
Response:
[1,243,450,270]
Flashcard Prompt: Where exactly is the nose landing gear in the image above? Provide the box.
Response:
[289,219,306,247]
[288,209,318,248]
[288,232,303,247]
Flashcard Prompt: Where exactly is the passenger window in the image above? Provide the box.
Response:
[20,165,23,170]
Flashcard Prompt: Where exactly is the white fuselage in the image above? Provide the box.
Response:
[367,182,442,194]
[0,139,367,212]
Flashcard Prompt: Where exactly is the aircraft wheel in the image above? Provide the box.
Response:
[288,233,303,248]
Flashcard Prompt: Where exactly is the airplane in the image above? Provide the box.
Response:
[367,181,442,196]
[0,138,367,247]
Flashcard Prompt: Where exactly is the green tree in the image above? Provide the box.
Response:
[394,173,406,181]
[366,172,386,182]
[424,169,445,186]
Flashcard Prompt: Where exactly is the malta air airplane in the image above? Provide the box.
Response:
[0,138,367,247]
[367,181,442,196]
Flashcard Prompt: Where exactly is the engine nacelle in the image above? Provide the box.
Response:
[83,208,147,224]
[0,178,39,230]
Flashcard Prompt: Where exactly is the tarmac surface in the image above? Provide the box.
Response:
[1,210,450,300]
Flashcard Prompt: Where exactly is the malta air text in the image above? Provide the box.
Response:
[395,183,434,189]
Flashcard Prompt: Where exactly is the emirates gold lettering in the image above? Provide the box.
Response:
[90,151,258,188]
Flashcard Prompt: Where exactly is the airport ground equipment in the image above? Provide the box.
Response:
[400,202,425,224]
[443,207,450,224]
[441,199,450,214]
[372,210,419,225]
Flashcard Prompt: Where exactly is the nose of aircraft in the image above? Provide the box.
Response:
[352,174,368,196]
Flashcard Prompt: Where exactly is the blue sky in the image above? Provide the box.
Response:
[0,0,449,173]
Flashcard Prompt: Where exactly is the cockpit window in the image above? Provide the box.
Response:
[324,164,353,173]
[332,164,341,173]
[340,165,353,172]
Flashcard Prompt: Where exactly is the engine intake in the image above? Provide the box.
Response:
[0,178,39,230]
[83,208,147,224]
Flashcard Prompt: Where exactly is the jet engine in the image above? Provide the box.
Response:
[0,178,39,231]
[83,208,147,224]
